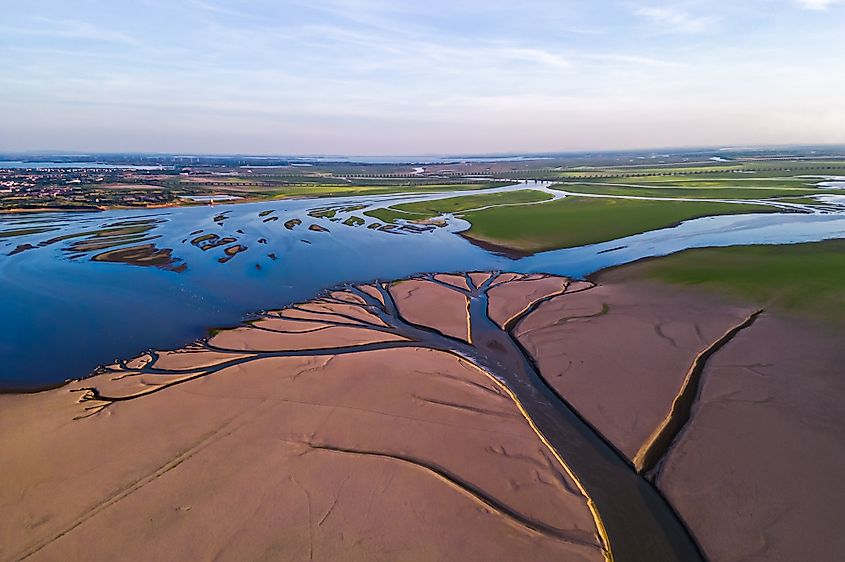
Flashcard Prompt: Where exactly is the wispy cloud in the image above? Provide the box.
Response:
[635,6,714,33]
[794,0,842,9]
[584,53,684,68]
[417,44,571,70]
[0,17,140,46]
[188,0,254,18]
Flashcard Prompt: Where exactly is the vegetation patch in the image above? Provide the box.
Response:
[266,181,515,200]
[363,207,426,223]
[391,190,552,218]
[556,183,839,200]
[460,197,775,253]
[342,216,366,227]
[603,241,845,324]
[365,190,553,224]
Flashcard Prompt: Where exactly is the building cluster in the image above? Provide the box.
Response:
[0,169,110,196]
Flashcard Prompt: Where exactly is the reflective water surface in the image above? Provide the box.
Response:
[2,183,844,390]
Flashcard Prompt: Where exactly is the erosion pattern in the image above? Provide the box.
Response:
[2,272,839,562]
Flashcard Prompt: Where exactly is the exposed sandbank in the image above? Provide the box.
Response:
[1,270,841,561]
[0,274,608,562]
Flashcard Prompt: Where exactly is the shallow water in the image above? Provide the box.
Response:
[2,183,844,390]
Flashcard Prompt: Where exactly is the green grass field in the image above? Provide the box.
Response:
[364,190,552,223]
[363,207,417,224]
[772,196,830,205]
[398,190,551,216]
[262,181,514,200]
[604,241,845,323]
[459,197,774,253]
[556,183,837,200]
[587,176,820,186]
[508,159,845,182]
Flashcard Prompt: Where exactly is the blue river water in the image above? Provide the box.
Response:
[2,185,844,390]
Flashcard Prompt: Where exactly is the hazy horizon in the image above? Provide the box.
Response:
[4,144,845,161]
[2,1,844,154]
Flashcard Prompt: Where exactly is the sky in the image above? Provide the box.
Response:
[1,0,844,155]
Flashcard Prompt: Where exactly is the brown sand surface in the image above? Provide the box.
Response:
[209,324,408,351]
[3,271,841,562]
[248,316,336,333]
[487,274,570,328]
[390,279,469,341]
[110,346,254,370]
[0,352,602,562]
[514,279,757,460]
[358,284,385,305]
[297,300,390,327]
[469,272,492,288]
[489,272,520,287]
[0,280,604,562]
[433,273,471,291]
[655,313,845,562]
[328,290,367,305]
[512,271,843,561]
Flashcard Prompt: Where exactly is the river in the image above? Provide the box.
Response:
[2,181,844,390]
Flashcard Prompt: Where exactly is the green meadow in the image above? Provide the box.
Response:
[262,181,515,200]
[459,197,774,253]
[605,241,845,323]
[556,182,840,200]
[364,190,553,223]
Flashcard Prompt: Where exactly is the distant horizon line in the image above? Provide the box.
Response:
[3,143,845,161]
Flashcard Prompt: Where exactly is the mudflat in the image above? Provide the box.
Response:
[1,271,841,562]
[0,273,606,562]
[655,311,845,562]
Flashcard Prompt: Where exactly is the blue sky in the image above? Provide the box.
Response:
[1,0,843,154]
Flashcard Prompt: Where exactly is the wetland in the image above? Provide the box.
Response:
[2,155,844,562]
